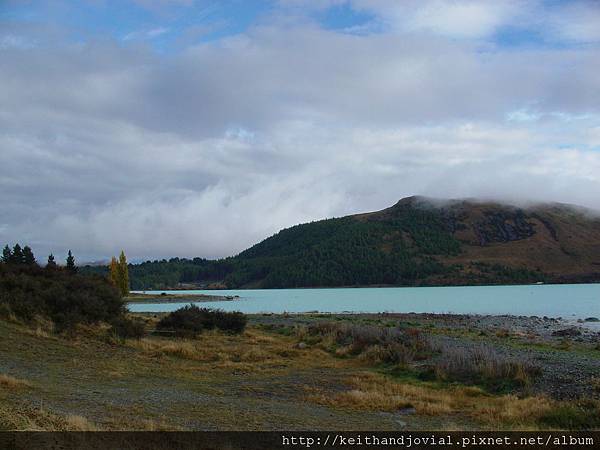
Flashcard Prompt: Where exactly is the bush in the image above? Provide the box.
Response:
[433,343,541,392]
[212,310,247,334]
[110,316,146,340]
[156,305,247,338]
[0,264,124,331]
[303,321,430,364]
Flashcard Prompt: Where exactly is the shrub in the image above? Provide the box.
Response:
[433,343,541,392]
[0,264,124,331]
[303,321,430,364]
[212,310,247,334]
[110,316,146,340]
[156,305,247,338]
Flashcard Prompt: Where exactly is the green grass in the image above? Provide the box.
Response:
[539,401,600,430]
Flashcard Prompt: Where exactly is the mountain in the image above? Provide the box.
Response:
[223,196,600,288]
[82,196,600,289]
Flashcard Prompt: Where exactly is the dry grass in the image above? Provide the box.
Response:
[307,372,558,429]
[0,403,97,431]
[138,417,182,431]
[64,414,98,431]
[126,328,340,373]
[298,321,430,365]
[0,374,31,389]
[432,343,540,390]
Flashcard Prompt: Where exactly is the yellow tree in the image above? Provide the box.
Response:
[118,250,130,296]
[109,256,120,290]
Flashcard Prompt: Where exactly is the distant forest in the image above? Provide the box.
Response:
[82,204,546,290]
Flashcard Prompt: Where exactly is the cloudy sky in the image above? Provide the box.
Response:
[1,0,599,262]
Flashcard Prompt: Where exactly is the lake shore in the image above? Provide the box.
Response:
[124,292,238,304]
[1,311,599,431]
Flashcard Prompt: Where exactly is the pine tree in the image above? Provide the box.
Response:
[66,250,76,273]
[47,253,57,268]
[1,245,11,264]
[11,244,23,264]
[22,246,36,266]
[118,250,130,296]
[109,256,120,288]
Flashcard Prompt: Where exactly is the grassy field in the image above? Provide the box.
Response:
[0,313,599,431]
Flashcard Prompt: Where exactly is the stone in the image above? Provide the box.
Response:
[552,328,582,337]
[397,407,416,415]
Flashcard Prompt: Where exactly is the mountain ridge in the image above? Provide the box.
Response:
[83,196,600,289]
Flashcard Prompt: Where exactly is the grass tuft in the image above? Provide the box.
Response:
[0,374,31,389]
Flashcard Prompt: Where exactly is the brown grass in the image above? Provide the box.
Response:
[64,414,98,431]
[126,328,341,373]
[0,403,97,431]
[0,374,31,389]
[307,372,557,429]
[433,343,540,390]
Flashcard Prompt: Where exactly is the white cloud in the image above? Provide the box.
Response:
[1,1,600,260]
[123,27,170,41]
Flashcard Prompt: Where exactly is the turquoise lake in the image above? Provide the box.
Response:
[128,284,600,320]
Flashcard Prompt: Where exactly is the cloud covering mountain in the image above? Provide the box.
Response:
[1,0,599,260]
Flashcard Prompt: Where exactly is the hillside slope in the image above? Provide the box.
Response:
[84,196,600,289]
[224,196,600,288]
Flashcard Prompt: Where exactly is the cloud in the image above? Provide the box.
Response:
[123,27,170,41]
[352,0,522,38]
[1,1,600,261]
[545,1,600,43]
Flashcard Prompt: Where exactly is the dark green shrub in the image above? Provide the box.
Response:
[213,310,247,333]
[0,263,124,331]
[110,316,146,340]
[156,305,246,338]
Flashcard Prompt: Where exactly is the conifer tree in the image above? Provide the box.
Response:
[11,244,23,264]
[66,250,76,273]
[1,245,11,263]
[22,246,36,266]
[118,250,130,296]
[47,253,57,268]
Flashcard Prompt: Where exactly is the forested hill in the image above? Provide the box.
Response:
[83,196,600,289]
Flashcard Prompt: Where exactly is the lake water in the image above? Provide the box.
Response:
[128,284,600,321]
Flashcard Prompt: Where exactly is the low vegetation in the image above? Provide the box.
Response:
[292,321,540,394]
[431,343,541,392]
[1,313,599,431]
[156,304,247,337]
[0,374,31,389]
[0,263,124,331]
[298,321,430,365]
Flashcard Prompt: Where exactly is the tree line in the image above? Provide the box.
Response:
[0,244,134,332]
[2,244,76,272]
[2,244,130,294]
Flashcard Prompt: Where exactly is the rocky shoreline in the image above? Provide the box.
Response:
[251,312,600,400]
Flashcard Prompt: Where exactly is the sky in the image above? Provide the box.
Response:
[1,0,600,262]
